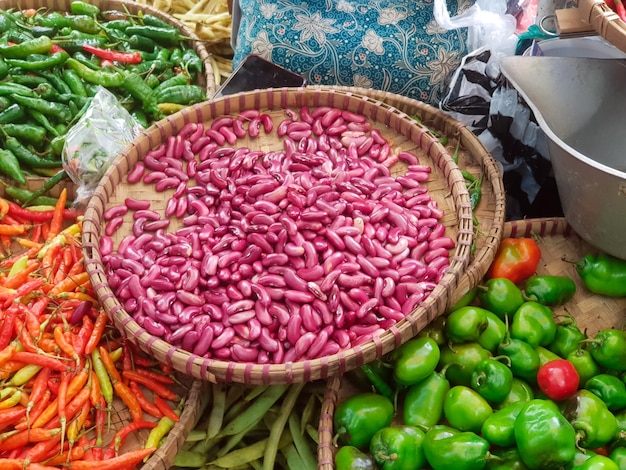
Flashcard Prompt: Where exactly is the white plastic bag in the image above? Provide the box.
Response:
[62,87,143,205]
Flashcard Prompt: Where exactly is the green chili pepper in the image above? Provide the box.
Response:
[577,253,626,297]
[154,84,206,105]
[30,25,59,38]
[0,97,12,111]
[443,385,493,433]
[0,11,17,33]
[145,415,176,449]
[50,135,66,158]
[0,36,52,59]
[514,399,577,470]
[10,94,72,122]
[548,316,586,358]
[369,425,426,470]
[182,48,203,74]
[21,169,69,207]
[477,311,507,353]
[567,348,601,386]
[510,301,557,348]
[127,34,158,52]
[5,51,69,71]
[4,186,61,207]
[523,275,577,306]
[439,342,492,386]
[3,135,63,169]
[120,72,159,117]
[124,25,186,47]
[0,57,8,80]
[70,1,101,17]
[585,374,626,412]
[54,33,109,54]
[333,393,394,449]
[480,400,525,448]
[470,357,513,404]
[4,29,35,45]
[334,446,376,470]
[0,148,26,185]
[587,329,626,371]
[360,363,394,400]
[389,336,440,386]
[0,83,36,97]
[37,70,73,95]
[65,57,124,88]
[2,123,47,147]
[61,69,88,97]
[0,104,25,124]
[423,425,493,470]
[10,73,50,88]
[497,336,540,384]
[562,390,618,449]
[140,13,175,29]
[477,277,525,319]
[403,370,450,428]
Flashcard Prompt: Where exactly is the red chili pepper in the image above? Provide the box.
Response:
[6,201,82,223]
[486,237,541,284]
[121,370,178,401]
[153,395,180,422]
[128,380,163,419]
[82,44,142,64]
[10,351,68,372]
[109,419,156,454]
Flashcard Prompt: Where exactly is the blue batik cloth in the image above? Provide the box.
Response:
[232,0,469,106]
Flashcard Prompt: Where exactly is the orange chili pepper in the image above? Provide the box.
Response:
[153,395,180,423]
[48,272,90,296]
[121,370,178,401]
[128,380,163,419]
[47,188,67,241]
[84,311,107,355]
[67,447,156,470]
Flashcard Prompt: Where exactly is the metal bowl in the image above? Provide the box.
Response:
[501,56,626,260]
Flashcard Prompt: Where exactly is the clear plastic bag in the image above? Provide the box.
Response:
[62,87,143,204]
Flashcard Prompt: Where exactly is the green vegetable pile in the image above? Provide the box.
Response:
[333,272,626,470]
[170,381,323,470]
[0,1,207,186]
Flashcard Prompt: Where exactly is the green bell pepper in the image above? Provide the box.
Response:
[585,374,626,412]
[334,445,376,470]
[403,370,450,428]
[445,306,489,343]
[609,447,626,470]
[390,336,440,386]
[486,448,529,470]
[510,301,557,348]
[470,357,513,403]
[481,401,525,448]
[576,252,626,297]
[497,336,540,384]
[496,377,534,409]
[549,317,587,358]
[522,274,576,306]
[571,455,620,470]
[587,329,626,371]
[369,425,426,470]
[439,342,492,386]
[443,385,493,433]
[477,311,507,353]
[423,425,493,470]
[567,348,601,386]
[562,389,618,449]
[334,393,394,449]
[477,277,525,319]
[417,316,447,346]
[514,399,577,470]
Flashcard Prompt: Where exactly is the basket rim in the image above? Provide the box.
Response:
[82,86,475,384]
[578,0,626,54]
[0,0,216,97]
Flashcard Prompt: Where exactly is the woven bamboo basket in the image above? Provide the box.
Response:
[317,217,626,469]
[0,0,216,98]
[82,86,475,384]
[324,86,506,309]
[578,0,626,53]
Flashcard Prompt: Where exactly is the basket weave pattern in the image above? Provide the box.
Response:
[82,87,474,384]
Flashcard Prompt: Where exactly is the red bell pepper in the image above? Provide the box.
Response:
[486,237,541,284]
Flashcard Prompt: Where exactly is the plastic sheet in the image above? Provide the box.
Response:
[62,87,143,205]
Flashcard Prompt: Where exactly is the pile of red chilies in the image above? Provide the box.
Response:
[0,192,184,470]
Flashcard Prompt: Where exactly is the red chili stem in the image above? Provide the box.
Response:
[82,44,142,64]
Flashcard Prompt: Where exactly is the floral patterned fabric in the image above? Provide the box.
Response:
[232,0,470,106]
